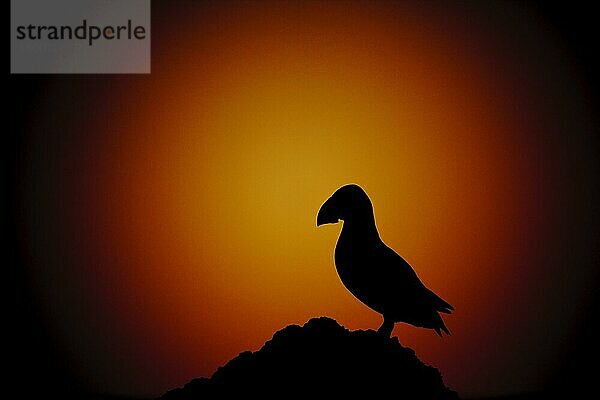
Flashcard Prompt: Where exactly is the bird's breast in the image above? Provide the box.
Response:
[334,230,372,296]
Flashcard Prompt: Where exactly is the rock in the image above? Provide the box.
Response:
[161,317,458,399]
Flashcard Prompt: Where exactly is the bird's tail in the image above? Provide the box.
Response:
[433,314,451,337]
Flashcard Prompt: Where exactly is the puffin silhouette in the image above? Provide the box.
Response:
[317,184,454,337]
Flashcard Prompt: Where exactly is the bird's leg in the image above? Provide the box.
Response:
[377,317,394,337]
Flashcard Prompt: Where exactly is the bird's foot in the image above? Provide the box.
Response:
[377,319,394,337]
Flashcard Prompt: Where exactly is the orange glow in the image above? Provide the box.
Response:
[26,2,585,397]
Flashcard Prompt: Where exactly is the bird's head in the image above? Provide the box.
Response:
[317,184,374,226]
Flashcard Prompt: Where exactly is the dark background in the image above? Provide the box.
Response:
[7,2,598,399]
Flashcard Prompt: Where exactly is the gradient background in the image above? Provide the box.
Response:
[8,1,599,399]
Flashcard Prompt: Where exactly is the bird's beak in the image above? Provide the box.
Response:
[317,197,339,226]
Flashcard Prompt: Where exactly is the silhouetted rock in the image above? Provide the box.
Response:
[160,317,458,399]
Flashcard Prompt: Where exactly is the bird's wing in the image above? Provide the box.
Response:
[373,242,425,292]
[374,242,454,313]
[371,243,425,304]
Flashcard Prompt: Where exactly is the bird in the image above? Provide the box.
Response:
[317,184,454,337]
